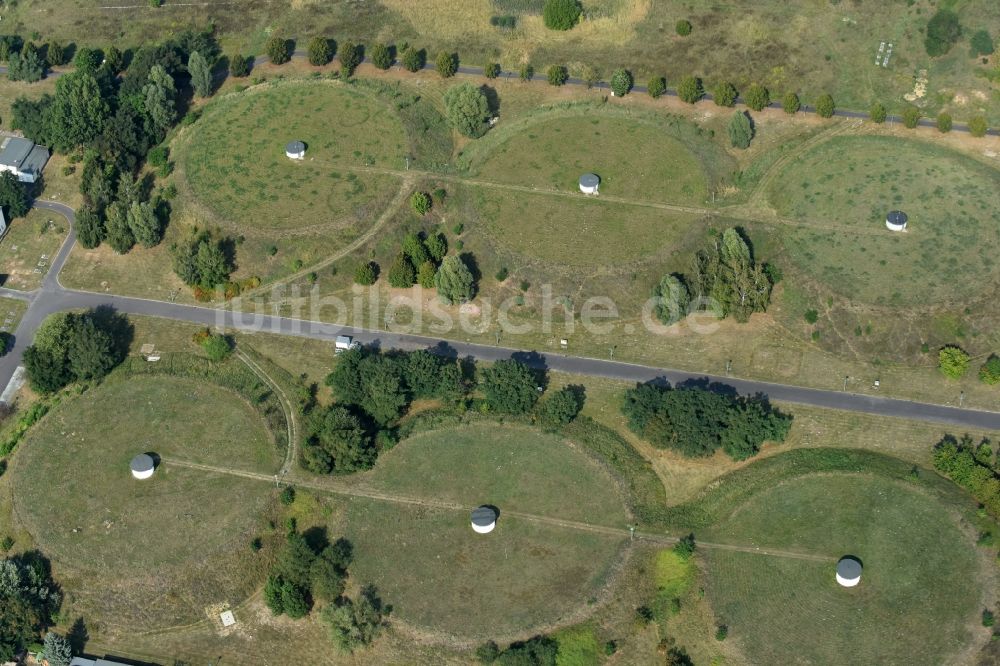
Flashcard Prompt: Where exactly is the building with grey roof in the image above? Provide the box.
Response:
[0,136,50,183]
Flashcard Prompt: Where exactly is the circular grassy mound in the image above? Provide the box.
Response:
[702,474,981,665]
[12,375,281,626]
[178,81,407,232]
[472,115,711,204]
[344,423,629,639]
[768,135,1000,305]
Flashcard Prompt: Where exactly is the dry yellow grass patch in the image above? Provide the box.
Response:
[382,0,650,59]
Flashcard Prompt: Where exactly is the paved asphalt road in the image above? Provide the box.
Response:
[1,203,999,430]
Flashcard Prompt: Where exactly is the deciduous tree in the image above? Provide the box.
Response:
[0,173,29,219]
[443,83,491,138]
[480,359,539,413]
[610,68,633,97]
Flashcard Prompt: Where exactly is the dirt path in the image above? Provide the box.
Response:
[163,457,833,563]
[745,119,861,211]
[238,173,416,299]
[234,349,298,476]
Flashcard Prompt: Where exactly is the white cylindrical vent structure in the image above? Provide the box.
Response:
[886,210,908,232]
[130,453,155,480]
[471,506,497,534]
[285,140,306,160]
[836,556,862,587]
[579,173,600,194]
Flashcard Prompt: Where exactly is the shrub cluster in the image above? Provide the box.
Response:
[23,310,129,394]
[622,382,792,460]
[933,434,1000,516]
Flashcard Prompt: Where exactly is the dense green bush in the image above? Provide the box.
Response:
[435,50,457,78]
[541,386,584,426]
[743,83,770,111]
[933,434,1000,517]
[410,191,431,215]
[727,111,753,149]
[370,42,392,69]
[339,41,362,77]
[229,53,251,77]
[647,76,666,99]
[354,261,378,286]
[547,64,568,86]
[265,36,290,65]
[939,345,970,379]
[814,93,835,118]
[307,36,332,66]
[479,359,540,414]
[969,116,989,137]
[979,355,1000,385]
[902,106,921,129]
[677,75,703,104]
[925,9,961,57]
[543,0,582,31]
[869,101,887,123]
[971,29,995,56]
[622,382,792,460]
[484,62,500,79]
[676,19,692,36]
[712,81,737,107]
[322,586,386,652]
[200,333,232,361]
[937,112,953,133]
[610,68,633,96]
[400,46,425,72]
[387,253,416,288]
[782,91,800,114]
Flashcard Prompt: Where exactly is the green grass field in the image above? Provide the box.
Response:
[0,210,69,291]
[461,184,704,267]
[10,375,280,627]
[178,80,407,232]
[768,135,1000,307]
[469,114,712,204]
[346,500,623,640]
[361,423,628,526]
[343,423,628,638]
[702,474,982,665]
